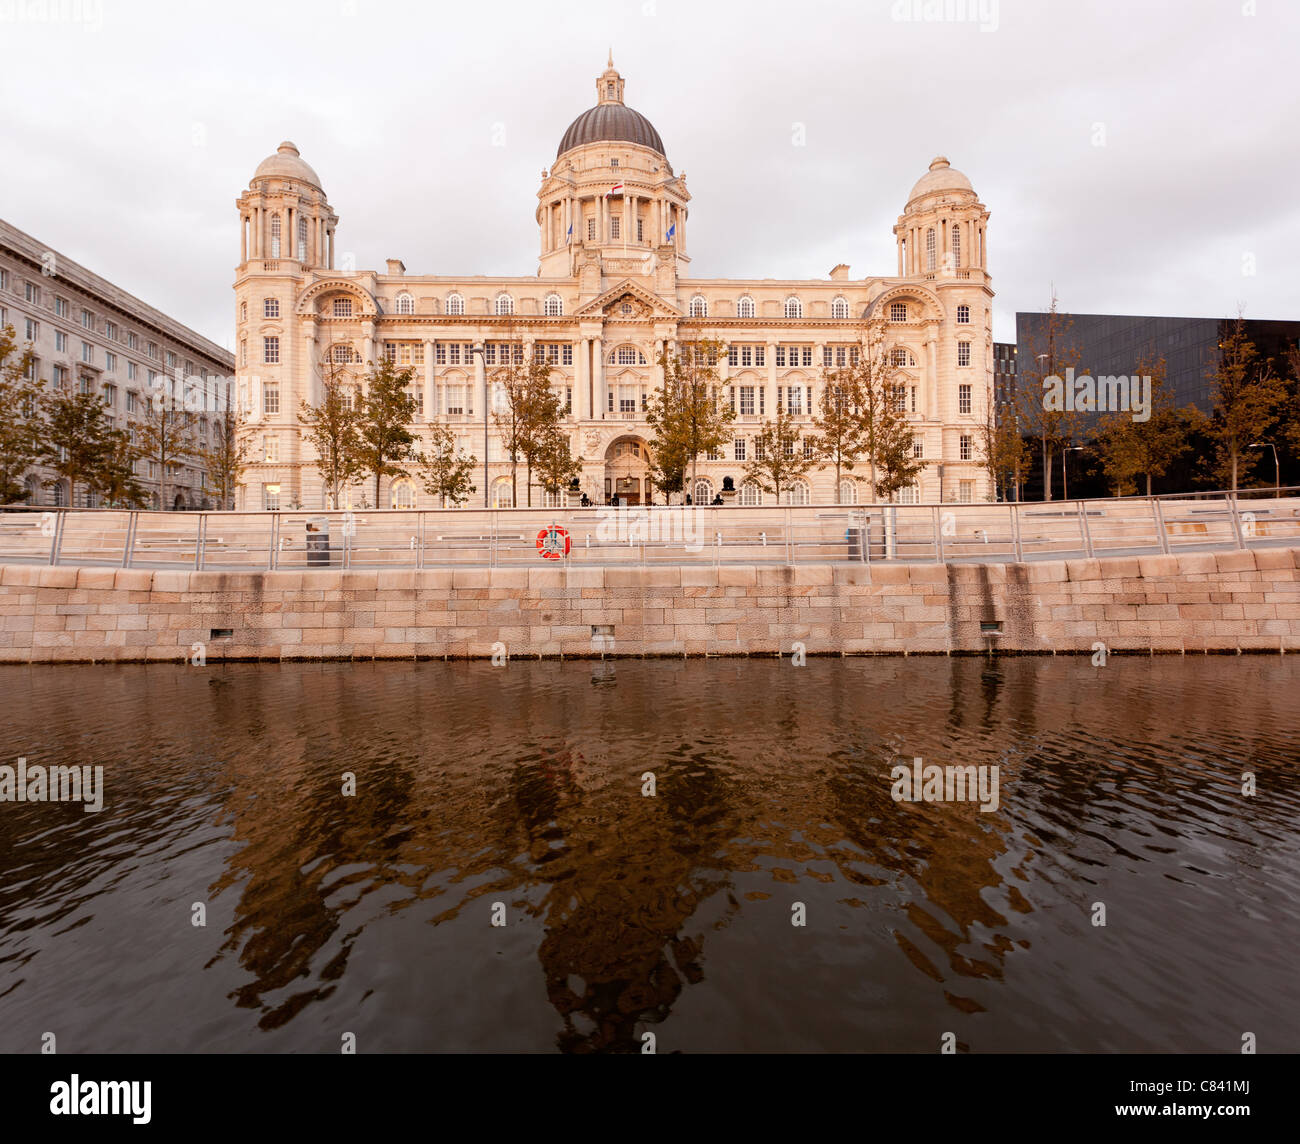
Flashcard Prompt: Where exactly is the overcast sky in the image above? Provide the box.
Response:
[3,0,1297,350]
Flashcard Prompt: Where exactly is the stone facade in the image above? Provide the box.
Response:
[233,59,994,512]
[0,219,236,509]
[3,548,1298,662]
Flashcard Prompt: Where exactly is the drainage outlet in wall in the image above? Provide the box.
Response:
[210,628,234,640]
[980,621,1003,634]
[591,624,615,652]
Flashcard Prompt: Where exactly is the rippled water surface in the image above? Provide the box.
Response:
[1,658,1298,1053]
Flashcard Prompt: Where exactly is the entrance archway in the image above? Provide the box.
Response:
[603,435,651,506]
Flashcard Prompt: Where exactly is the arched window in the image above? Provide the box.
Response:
[495,293,515,316]
[897,483,920,505]
[737,296,755,319]
[890,347,916,368]
[541,487,568,508]
[838,479,857,505]
[445,293,465,316]
[609,345,646,365]
[239,301,247,322]
[395,292,415,314]
[297,216,308,261]
[263,297,279,318]
[330,343,357,364]
[689,295,708,318]
[24,475,40,504]
[782,480,810,506]
[332,296,353,317]
[692,478,714,506]
[831,297,849,319]
[925,228,936,271]
[270,214,281,258]
[491,477,514,508]
[784,296,803,319]
[951,224,961,266]
[52,481,67,507]
[544,293,563,317]
[738,481,762,506]
[390,479,416,509]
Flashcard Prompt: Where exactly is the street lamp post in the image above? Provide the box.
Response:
[1063,444,1084,501]
[1249,441,1280,498]
[1036,349,1053,501]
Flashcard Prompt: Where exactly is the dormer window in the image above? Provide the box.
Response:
[610,158,619,168]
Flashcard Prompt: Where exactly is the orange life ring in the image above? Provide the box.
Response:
[536,525,571,559]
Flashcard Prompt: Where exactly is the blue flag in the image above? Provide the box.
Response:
[666,223,676,240]
[566,223,573,243]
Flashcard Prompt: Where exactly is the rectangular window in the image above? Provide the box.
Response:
[912,437,924,458]
[786,387,803,415]
[610,216,620,240]
[52,364,67,388]
[55,296,69,317]
[55,330,67,352]
[739,386,755,415]
[636,218,644,242]
[25,282,39,304]
[958,480,974,503]
[102,384,116,408]
[24,318,37,341]
[445,385,464,415]
[957,341,971,367]
[587,218,597,241]
[126,391,137,413]
[263,483,281,511]
[956,304,970,324]
[240,339,247,367]
[263,385,280,415]
[127,332,138,350]
[263,336,280,363]
[81,341,93,363]
[890,302,906,322]
[754,438,766,461]
[81,309,94,330]
[958,384,972,414]
[105,352,117,372]
[264,435,279,462]
[79,376,93,396]
[959,434,972,460]
[148,342,158,360]
[265,298,280,318]
[105,321,117,341]
[167,351,177,369]
[733,438,746,461]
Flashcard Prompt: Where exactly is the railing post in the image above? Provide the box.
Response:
[416,512,425,570]
[195,515,206,571]
[1077,501,1094,559]
[785,507,793,566]
[50,511,65,566]
[267,513,279,570]
[932,504,945,563]
[1152,497,1170,554]
[122,511,138,568]
[1011,502,1023,562]
[1228,493,1246,549]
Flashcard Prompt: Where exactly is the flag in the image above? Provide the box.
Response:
[566,222,572,243]
[604,182,624,197]
[666,222,676,240]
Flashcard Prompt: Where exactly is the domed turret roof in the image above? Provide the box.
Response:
[253,141,322,188]
[556,56,665,160]
[907,156,973,203]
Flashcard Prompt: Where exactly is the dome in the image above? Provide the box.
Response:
[253,141,322,188]
[907,156,973,203]
[557,103,665,159]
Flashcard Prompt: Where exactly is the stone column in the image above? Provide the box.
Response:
[767,338,777,416]
[328,229,334,269]
[363,320,375,367]
[577,336,590,420]
[304,325,318,407]
[424,339,435,420]
[925,333,938,420]
[240,216,247,264]
[593,334,604,418]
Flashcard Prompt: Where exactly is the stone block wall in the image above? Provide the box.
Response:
[0,548,1298,662]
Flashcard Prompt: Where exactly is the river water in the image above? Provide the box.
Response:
[0,657,1297,1053]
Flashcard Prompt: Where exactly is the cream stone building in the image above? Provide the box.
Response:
[233,58,993,511]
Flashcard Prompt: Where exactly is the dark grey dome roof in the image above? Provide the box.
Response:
[557,103,665,159]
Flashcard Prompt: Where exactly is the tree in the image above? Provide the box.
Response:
[836,335,923,501]
[137,375,198,509]
[356,357,416,507]
[41,389,115,507]
[0,324,46,503]
[1207,316,1286,490]
[1092,351,1201,496]
[97,429,148,508]
[809,363,866,496]
[1024,292,1085,500]
[415,423,477,507]
[645,337,734,498]
[533,424,583,505]
[492,341,559,507]
[299,362,364,509]
[743,409,814,501]
[977,379,1032,501]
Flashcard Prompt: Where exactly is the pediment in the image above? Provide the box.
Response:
[575,279,681,321]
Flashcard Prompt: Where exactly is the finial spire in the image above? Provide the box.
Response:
[608,47,614,68]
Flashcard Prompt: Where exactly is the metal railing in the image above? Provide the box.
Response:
[1,489,1297,571]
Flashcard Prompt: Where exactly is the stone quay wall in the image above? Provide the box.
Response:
[1,548,1298,663]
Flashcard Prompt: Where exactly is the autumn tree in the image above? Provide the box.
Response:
[416,423,477,507]
[809,362,865,495]
[299,362,364,508]
[645,338,735,497]
[492,340,560,507]
[533,424,583,504]
[137,374,199,509]
[831,335,924,501]
[1024,292,1085,500]
[356,357,417,507]
[98,429,148,508]
[743,409,814,501]
[0,324,46,503]
[40,389,115,508]
[1206,316,1286,490]
[977,380,1032,501]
